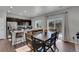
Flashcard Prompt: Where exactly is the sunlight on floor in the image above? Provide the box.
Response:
[16,45,31,52]
[58,33,63,40]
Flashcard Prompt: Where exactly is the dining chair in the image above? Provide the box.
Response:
[25,33,33,50]
[45,32,59,52]
[32,36,45,52]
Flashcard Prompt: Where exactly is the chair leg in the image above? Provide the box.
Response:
[53,46,59,52]
[37,47,43,52]
[51,47,54,52]
[45,47,50,51]
[45,46,54,52]
[43,46,46,52]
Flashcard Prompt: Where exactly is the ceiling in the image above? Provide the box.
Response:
[0,6,70,18]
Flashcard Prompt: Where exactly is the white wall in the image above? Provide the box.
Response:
[67,7,79,43]
[0,11,6,39]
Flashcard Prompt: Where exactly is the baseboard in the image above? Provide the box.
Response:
[63,40,75,44]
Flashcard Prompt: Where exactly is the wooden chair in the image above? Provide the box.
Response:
[25,32,33,50]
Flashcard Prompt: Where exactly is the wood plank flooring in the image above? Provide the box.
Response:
[0,39,78,52]
[56,40,75,52]
[0,39,15,52]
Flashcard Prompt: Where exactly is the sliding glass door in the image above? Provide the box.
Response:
[47,15,65,40]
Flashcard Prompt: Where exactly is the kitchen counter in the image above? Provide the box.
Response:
[14,28,43,33]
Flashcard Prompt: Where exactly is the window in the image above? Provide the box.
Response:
[35,20,42,29]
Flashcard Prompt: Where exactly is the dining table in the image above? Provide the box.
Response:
[33,31,54,41]
[33,31,55,52]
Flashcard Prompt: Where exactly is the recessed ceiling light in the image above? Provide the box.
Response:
[7,10,11,13]
[10,6,13,9]
[24,10,27,13]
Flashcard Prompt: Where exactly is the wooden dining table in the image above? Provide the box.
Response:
[32,31,55,52]
[33,31,54,41]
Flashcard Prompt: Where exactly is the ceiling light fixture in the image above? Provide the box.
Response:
[10,6,13,9]
[7,10,11,13]
[24,10,27,13]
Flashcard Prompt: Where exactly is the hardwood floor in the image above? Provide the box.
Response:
[0,39,15,52]
[75,44,79,52]
[56,40,75,52]
[0,39,78,52]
